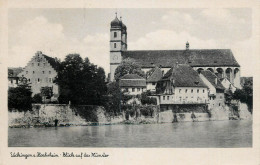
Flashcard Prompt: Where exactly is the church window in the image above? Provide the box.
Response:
[49,71,51,74]
[42,71,45,74]
[197,89,199,93]
[137,88,140,92]
[114,32,117,38]
[114,43,116,48]
[43,63,46,66]
[191,89,193,93]
[179,89,181,93]
[185,89,188,93]
[28,79,30,82]
[132,88,135,92]
[38,78,40,82]
[167,96,169,100]
[11,79,13,84]
[163,96,165,100]
[126,88,128,92]
[203,89,205,93]
[219,103,221,106]
[38,63,40,66]
[33,71,35,74]
[49,78,52,82]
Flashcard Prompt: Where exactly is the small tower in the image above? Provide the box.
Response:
[110,13,127,81]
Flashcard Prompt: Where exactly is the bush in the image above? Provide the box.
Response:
[32,93,42,103]
[8,84,32,112]
[140,91,157,105]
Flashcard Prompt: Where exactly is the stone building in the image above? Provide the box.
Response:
[8,67,23,88]
[199,70,225,110]
[119,74,146,95]
[146,66,163,92]
[18,51,59,100]
[109,15,241,89]
[156,64,209,110]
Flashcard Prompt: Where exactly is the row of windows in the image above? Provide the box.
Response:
[125,88,144,92]
[27,78,53,83]
[32,62,48,67]
[179,89,205,93]
[26,71,52,74]
[161,96,206,101]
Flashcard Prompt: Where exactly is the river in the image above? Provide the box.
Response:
[8,120,252,148]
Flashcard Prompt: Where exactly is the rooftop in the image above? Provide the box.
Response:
[119,74,146,87]
[200,70,225,90]
[146,67,163,83]
[160,64,208,88]
[122,49,240,68]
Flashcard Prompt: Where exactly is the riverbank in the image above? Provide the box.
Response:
[9,103,252,128]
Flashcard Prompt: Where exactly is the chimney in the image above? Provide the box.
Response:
[186,41,189,50]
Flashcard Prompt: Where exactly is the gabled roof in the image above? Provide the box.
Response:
[122,49,240,68]
[8,67,23,77]
[119,74,146,87]
[200,70,225,90]
[120,74,144,80]
[146,67,163,83]
[160,64,207,88]
[42,54,60,70]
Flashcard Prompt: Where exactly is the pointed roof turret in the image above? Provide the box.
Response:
[111,12,121,27]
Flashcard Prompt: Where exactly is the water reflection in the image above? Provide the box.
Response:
[9,120,252,148]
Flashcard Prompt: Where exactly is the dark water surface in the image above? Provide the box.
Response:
[9,120,252,147]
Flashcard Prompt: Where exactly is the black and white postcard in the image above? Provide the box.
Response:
[0,0,259,164]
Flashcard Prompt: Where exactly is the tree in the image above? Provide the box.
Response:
[114,58,145,81]
[233,89,247,103]
[32,93,42,103]
[139,91,157,105]
[54,54,107,105]
[105,81,132,116]
[8,84,32,113]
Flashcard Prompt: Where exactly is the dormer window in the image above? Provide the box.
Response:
[114,32,117,38]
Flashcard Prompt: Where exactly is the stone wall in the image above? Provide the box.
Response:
[8,104,106,127]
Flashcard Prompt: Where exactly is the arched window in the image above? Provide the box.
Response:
[114,32,117,38]
[114,43,116,48]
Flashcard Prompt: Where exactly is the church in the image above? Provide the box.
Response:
[109,14,241,89]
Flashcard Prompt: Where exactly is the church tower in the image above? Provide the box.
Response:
[110,13,127,81]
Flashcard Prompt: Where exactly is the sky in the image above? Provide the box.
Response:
[8,8,253,76]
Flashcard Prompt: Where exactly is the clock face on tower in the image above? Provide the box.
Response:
[112,55,118,61]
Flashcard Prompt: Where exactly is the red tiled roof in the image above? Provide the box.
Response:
[122,49,240,68]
